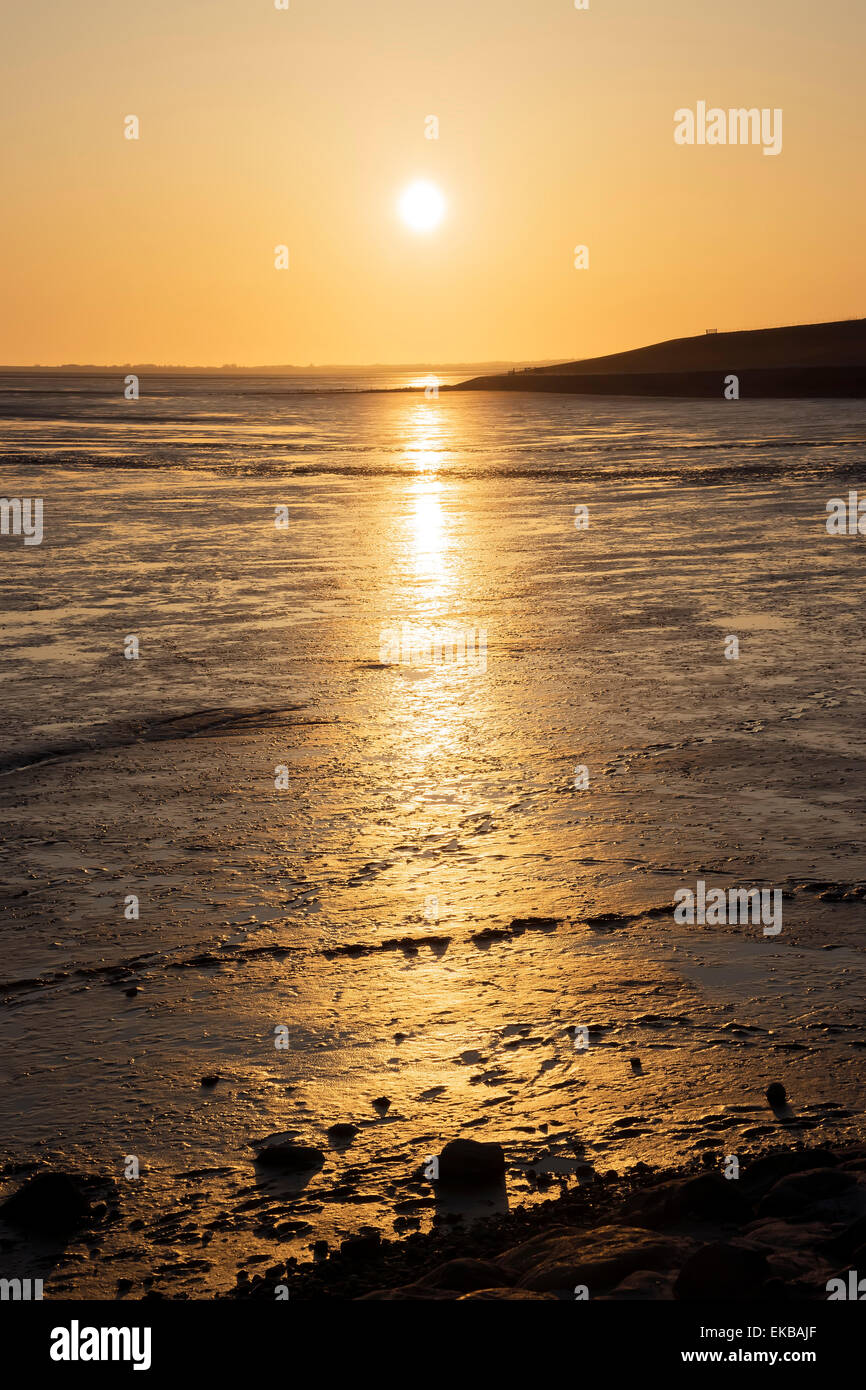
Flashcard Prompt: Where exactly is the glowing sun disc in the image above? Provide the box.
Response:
[398,180,446,232]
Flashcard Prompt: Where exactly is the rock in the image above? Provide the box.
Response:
[742,1149,837,1197]
[675,1241,770,1299]
[0,1172,94,1238]
[766,1082,787,1107]
[200,1075,220,1088]
[326,1123,359,1143]
[740,1220,835,1283]
[437,1139,506,1187]
[599,1269,677,1300]
[357,1285,458,1300]
[757,1168,858,1219]
[251,1135,325,1172]
[744,1218,832,1253]
[458,1288,558,1300]
[340,1229,381,1259]
[623,1172,751,1228]
[497,1225,695,1294]
[417,1258,514,1292]
[630,1058,642,1073]
[494,1226,583,1279]
[823,1212,866,1258]
[372,1097,391,1113]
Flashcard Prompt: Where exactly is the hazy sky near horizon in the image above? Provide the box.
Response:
[2,0,864,365]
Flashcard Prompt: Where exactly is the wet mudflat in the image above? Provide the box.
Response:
[1,385,865,1295]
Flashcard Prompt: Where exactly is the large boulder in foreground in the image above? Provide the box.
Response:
[357,1285,458,1300]
[497,1224,695,1294]
[599,1269,678,1300]
[251,1134,325,1172]
[757,1168,859,1220]
[0,1172,96,1238]
[416,1258,514,1292]
[674,1241,770,1299]
[436,1139,506,1187]
[623,1172,750,1228]
[741,1149,837,1198]
[458,1288,558,1301]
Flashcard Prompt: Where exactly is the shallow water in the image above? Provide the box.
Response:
[1,374,865,1295]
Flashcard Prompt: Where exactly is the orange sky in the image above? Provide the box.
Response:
[2,0,864,365]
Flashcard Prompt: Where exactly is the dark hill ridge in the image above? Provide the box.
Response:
[451,318,866,398]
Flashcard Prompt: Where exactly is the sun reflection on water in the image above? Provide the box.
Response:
[402,398,446,476]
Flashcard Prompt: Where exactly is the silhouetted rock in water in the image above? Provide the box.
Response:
[675,1242,770,1299]
[228,1143,866,1302]
[1,1172,94,1237]
[200,1075,220,1088]
[630,1058,642,1074]
[758,1168,859,1219]
[251,1134,325,1172]
[437,1139,506,1186]
[416,1258,514,1292]
[766,1082,787,1108]
[327,1123,359,1143]
[340,1229,381,1259]
[372,1097,391,1113]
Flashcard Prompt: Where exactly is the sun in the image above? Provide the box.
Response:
[398,180,446,233]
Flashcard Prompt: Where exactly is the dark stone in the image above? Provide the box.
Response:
[357,1284,458,1300]
[599,1269,677,1301]
[766,1083,787,1107]
[758,1168,858,1219]
[0,1172,93,1238]
[437,1139,506,1187]
[675,1242,770,1299]
[200,1075,220,1088]
[340,1230,381,1260]
[417,1258,514,1292]
[824,1213,866,1258]
[742,1149,837,1197]
[509,1226,695,1293]
[251,1135,325,1172]
[458,1288,558,1300]
[623,1172,751,1228]
[372,1097,391,1112]
[327,1123,359,1142]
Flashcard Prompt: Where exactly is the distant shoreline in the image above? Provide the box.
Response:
[450,318,866,399]
[447,365,866,400]
[4,319,866,399]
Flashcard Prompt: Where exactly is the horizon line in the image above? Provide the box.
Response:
[3,316,863,374]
